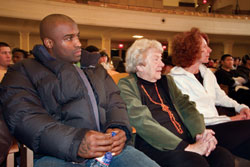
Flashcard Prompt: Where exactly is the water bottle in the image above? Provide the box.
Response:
[89,132,117,167]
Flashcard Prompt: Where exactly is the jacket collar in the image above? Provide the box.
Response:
[171,64,208,78]
[80,50,100,69]
[32,45,70,74]
[32,45,102,72]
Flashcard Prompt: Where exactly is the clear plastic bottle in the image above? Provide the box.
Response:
[89,132,116,167]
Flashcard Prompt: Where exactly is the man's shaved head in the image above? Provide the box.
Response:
[38,14,82,63]
[40,14,75,41]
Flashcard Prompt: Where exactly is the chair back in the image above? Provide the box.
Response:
[110,73,129,84]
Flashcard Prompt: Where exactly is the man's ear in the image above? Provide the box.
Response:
[43,38,53,49]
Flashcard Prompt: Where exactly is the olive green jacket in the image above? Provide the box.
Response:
[118,74,205,151]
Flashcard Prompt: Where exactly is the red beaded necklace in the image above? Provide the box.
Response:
[141,83,183,134]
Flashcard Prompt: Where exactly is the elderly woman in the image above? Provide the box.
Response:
[170,28,250,160]
[118,39,234,167]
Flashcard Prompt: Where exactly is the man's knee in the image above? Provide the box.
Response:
[111,146,159,167]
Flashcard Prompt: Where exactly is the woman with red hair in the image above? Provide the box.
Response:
[170,28,250,161]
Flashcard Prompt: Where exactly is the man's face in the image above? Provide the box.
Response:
[50,22,82,63]
[221,56,234,70]
[246,60,250,69]
[137,48,164,82]
[198,37,212,64]
[0,46,12,69]
[12,51,25,64]
[99,56,107,64]
[234,59,240,66]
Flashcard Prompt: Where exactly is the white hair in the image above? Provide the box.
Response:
[125,39,163,73]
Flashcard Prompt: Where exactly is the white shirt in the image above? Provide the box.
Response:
[170,64,248,125]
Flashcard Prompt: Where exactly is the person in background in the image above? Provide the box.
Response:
[212,59,220,69]
[215,54,250,107]
[111,56,123,70]
[12,48,29,64]
[206,58,214,68]
[233,57,241,69]
[170,27,250,161]
[99,51,113,70]
[85,45,99,53]
[99,50,119,75]
[115,60,126,73]
[99,50,108,64]
[0,14,159,167]
[162,56,174,75]
[236,54,250,88]
[0,42,12,81]
[118,38,235,167]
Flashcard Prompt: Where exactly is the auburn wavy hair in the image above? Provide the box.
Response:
[172,28,209,68]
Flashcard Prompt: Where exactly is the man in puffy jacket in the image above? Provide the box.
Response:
[0,109,13,166]
[0,14,159,167]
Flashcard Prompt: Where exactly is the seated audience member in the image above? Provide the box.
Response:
[12,48,29,64]
[206,58,214,68]
[99,50,109,65]
[212,59,220,69]
[111,56,123,69]
[85,45,99,53]
[99,51,119,75]
[170,28,250,160]
[233,57,241,69]
[0,14,159,167]
[0,108,13,166]
[162,56,174,75]
[215,54,250,107]
[118,39,235,167]
[0,42,12,81]
[236,54,250,88]
[116,60,126,73]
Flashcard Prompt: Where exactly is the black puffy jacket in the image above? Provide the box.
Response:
[0,45,131,162]
[0,109,13,165]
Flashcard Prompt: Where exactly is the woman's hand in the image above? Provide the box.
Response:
[185,129,217,157]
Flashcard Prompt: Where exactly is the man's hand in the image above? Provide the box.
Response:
[106,128,127,156]
[240,108,250,119]
[77,130,113,159]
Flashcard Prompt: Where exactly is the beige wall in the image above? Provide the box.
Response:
[239,0,250,11]
[210,43,250,60]
[100,0,164,8]
[0,32,19,49]
[233,44,250,57]
[210,43,224,60]
[87,39,102,50]
[0,32,42,52]
[29,34,42,51]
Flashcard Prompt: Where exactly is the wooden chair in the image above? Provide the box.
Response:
[209,67,217,73]
[6,140,19,167]
[20,145,33,167]
[219,84,229,95]
[110,72,136,134]
[110,73,129,84]
[7,140,33,167]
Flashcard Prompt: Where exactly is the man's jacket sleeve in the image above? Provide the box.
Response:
[0,65,87,162]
